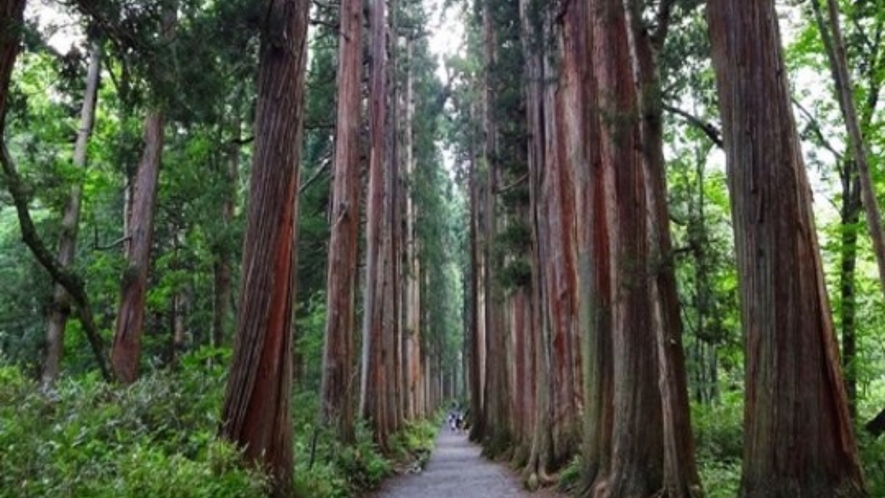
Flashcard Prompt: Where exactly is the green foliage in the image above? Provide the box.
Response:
[698,459,741,498]
[692,395,743,498]
[859,432,885,496]
[0,360,267,498]
[555,454,583,494]
[294,293,326,391]
[290,392,439,498]
[0,355,442,498]
[692,395,744,463]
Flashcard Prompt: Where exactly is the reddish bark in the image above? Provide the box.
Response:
[111,8,176,384]
[219,0,309,493]
[708,1,867,496]
[588,1,666,495]
[359,0,391,448]
[520,0,554,483]
[624,0,703,494]
[320,0,362,443]
[111,110,164,384]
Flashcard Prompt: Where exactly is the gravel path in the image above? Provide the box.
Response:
[368,427,562,498]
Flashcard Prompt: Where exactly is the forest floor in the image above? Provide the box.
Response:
[368,427,563,498]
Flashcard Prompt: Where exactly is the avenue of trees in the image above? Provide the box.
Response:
[1,0,885,497]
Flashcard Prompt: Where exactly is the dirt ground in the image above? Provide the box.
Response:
[368,427,563,498]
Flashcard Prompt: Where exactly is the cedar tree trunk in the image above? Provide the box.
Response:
[707,1,868,496]
[219,0,309,494]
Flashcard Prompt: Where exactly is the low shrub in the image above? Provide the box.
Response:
[1,353,440,498]
[0,363,266,498]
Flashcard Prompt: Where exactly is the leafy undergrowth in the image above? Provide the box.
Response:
[693,397,742,498]
[0,361,267,498]
[692,395,885,498]
[0,350,439,498]
[292,402,439,497]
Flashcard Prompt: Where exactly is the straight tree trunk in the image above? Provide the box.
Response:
[480,0,513,456]
[589,2,664,495]
[467,134,485,442]
[388,0,405,431]
[219,0,309,494]
[42,39,102,386]
[111,8,176,384]
[403,37,421,421]
[625,1,703,494]
[707,1,868,496]
[520,0,554,483]
[111,112,163,383]
[557,0,616,490]
[359,0,390,447]
[320,0,362,443]
[482,164,512,453]
[545,39,581,467]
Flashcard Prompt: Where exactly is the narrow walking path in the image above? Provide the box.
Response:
[369,427,562,498]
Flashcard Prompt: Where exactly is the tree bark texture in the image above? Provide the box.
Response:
[588,2,665,495]
[479,0,513,456]
[625,1,703,495]
[520,0,554,483]
[320,0,362,444]
[359,0,391,447]
[110,109,164,383]
[707,1,868,496]
[219,0,309,494]
[544,28,582,468]
[111,8,177,384]
[403,36,423,421]
[42,39,102,386]
[468,137,485,443]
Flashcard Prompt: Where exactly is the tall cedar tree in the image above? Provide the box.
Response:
[219,0,309,494]
[111,8,176,383]
[481,0,513,455]
[521,0,553,480]
[707,0,868,496]
[625,0,702,494]
[320,0,362,443]
[359,0,390,447]
[588,1,663,494]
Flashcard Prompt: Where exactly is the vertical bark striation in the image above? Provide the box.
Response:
[359,0,390,447]
[707,1,867,496]
[320,0,362,443]
[220,0,309,493]
[111,8,177,384]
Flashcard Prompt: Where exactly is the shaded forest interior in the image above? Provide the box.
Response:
[2,0,885,498]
